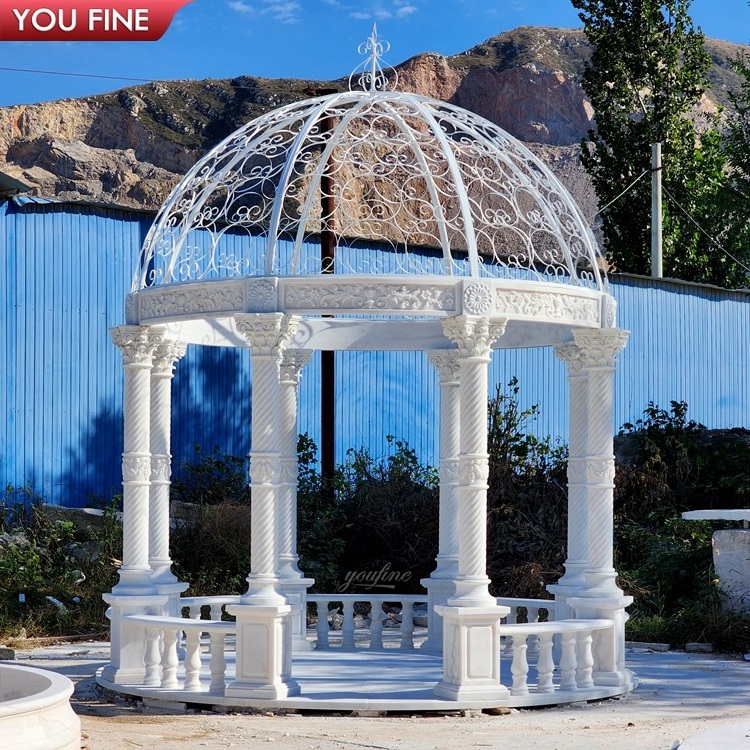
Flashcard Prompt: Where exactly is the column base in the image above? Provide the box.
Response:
[242,575,287,606]
[101,593,168,685]
[278,577,315,653]
[111,567,159,597]
[419,576,456,654]
[447,575,497,608]
[225,604,300,700]
[433,604,509,702]
[547,579,588,620]
[154,580,190,617]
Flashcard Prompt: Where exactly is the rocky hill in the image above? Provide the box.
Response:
[0,26,746,214]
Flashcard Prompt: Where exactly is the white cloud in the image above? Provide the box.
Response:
[229,0,302,23]
[262,1,302,23]
[229,0,254,12]
[343,1,419,23]
[395,5,417,17]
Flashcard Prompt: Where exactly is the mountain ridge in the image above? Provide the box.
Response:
[0,26,746,214]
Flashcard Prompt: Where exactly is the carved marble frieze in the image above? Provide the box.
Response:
[122,454,152,483]
[283,282,456,312]
[567,457,616,485]
[494,289,600,324]
[149,455,172,482]
[250,456,298,484]
[136,283,245,320]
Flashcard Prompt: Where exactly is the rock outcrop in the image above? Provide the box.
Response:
[0,26,746,215]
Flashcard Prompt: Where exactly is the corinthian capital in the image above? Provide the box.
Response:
[441,315,507,359]
[235,313,299,356]
[280,349,312,384]
[428,350,461,384]
[110,325,165,365]
[557,328,629,374]
[152,340,187,375]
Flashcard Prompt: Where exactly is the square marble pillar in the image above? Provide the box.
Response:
[419,577,455,653]
[278,578,315,652]
[225,604,300,699]
[433,604,510,701]
[100,593,168,685]
[568,595,635,689]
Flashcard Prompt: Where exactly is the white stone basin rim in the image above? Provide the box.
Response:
[0,663,81,750]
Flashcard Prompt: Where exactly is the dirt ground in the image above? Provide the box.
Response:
[15,642,750,750]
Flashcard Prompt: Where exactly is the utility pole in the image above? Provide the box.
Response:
[651,142,663,278]
[317,93,337,487]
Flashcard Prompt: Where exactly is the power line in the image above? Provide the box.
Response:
[588,162,750,276]
[588,168,650,221]
[661,184,750,275]
[0,65,154,84]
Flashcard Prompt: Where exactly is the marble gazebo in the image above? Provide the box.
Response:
[98,30,637,710]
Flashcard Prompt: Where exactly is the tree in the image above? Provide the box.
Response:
[572,0,739,285]
[716,53,750,275]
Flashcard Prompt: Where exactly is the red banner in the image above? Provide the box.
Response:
[0,0,193,41]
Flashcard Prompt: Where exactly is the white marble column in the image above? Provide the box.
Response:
[442,315,507,607]
[547,340,590,616]
[235,313,300,606]
[278,349,315,651]
[102,325,169,686]
[573,328,628,598]
[226,313,300,700]
[420,350,461,653]
[433,315,509,703]
[553,328,634,690]
[149,339,189,616]
[109,325,163,595]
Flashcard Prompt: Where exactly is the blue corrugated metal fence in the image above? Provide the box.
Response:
[2,198,749,506]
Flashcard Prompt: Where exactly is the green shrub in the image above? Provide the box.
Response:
[486,378,568,599]
[0,487,121,639]
[615,401,750,651]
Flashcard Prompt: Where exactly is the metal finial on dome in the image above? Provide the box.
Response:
[348,23,398,92]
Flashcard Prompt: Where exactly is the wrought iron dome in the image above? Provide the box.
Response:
[134,30,606,293]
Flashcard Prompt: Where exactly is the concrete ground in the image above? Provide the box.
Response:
[11,642,750,750]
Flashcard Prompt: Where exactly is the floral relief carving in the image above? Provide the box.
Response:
[278,457,299,483]
[284,283,456,311]
[125,293,137,324]
[463,282,493,314]
[122,455,152,482]
[555,341,585,372]
[494,290,599,322]
[150,455,172,482]
[439,458,460,483]
[246,279,277,312]
[138,284,245,320]
[567,458,615,485]
[603,296,617,328]
[556,330,629,374]
[250,456,284,484]
[572,330,629,370]
[458,457,490,483]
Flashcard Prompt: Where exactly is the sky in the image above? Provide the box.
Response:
[0,0,749,108]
